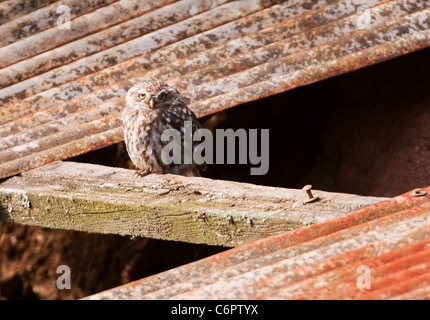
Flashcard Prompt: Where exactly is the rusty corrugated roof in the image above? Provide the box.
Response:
[1,0,430,179]
[85,186,430,300]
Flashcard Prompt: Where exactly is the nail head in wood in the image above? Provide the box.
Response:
[302,184,320,204]
[410,188,426,197]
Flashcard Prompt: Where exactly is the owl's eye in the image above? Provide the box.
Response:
[138,93,146,99]
[159,92,167,100]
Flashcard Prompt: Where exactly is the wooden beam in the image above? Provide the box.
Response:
[0,161,386,247]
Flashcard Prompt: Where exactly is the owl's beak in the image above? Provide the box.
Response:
[149,98,155,109]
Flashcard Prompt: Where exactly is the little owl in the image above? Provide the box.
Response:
[122,80,203,177]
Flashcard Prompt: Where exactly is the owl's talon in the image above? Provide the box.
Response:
[200,163,207,172]
[134,169,151,178]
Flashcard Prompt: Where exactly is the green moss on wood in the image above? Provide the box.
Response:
[0,162,386,246]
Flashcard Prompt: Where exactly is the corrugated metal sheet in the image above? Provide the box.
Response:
[85,186,430,300]
[1,0,430,179]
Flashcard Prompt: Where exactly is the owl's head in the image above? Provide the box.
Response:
[125,80,184,110]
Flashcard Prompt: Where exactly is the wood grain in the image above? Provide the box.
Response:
[0,161,386,246]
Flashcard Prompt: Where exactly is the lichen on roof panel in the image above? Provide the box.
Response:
[1,0,430,179]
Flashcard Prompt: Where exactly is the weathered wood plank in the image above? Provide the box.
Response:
[0,161,386,246]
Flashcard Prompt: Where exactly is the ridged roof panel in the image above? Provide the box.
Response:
[1,0,430,179]
[85,187,430,300]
